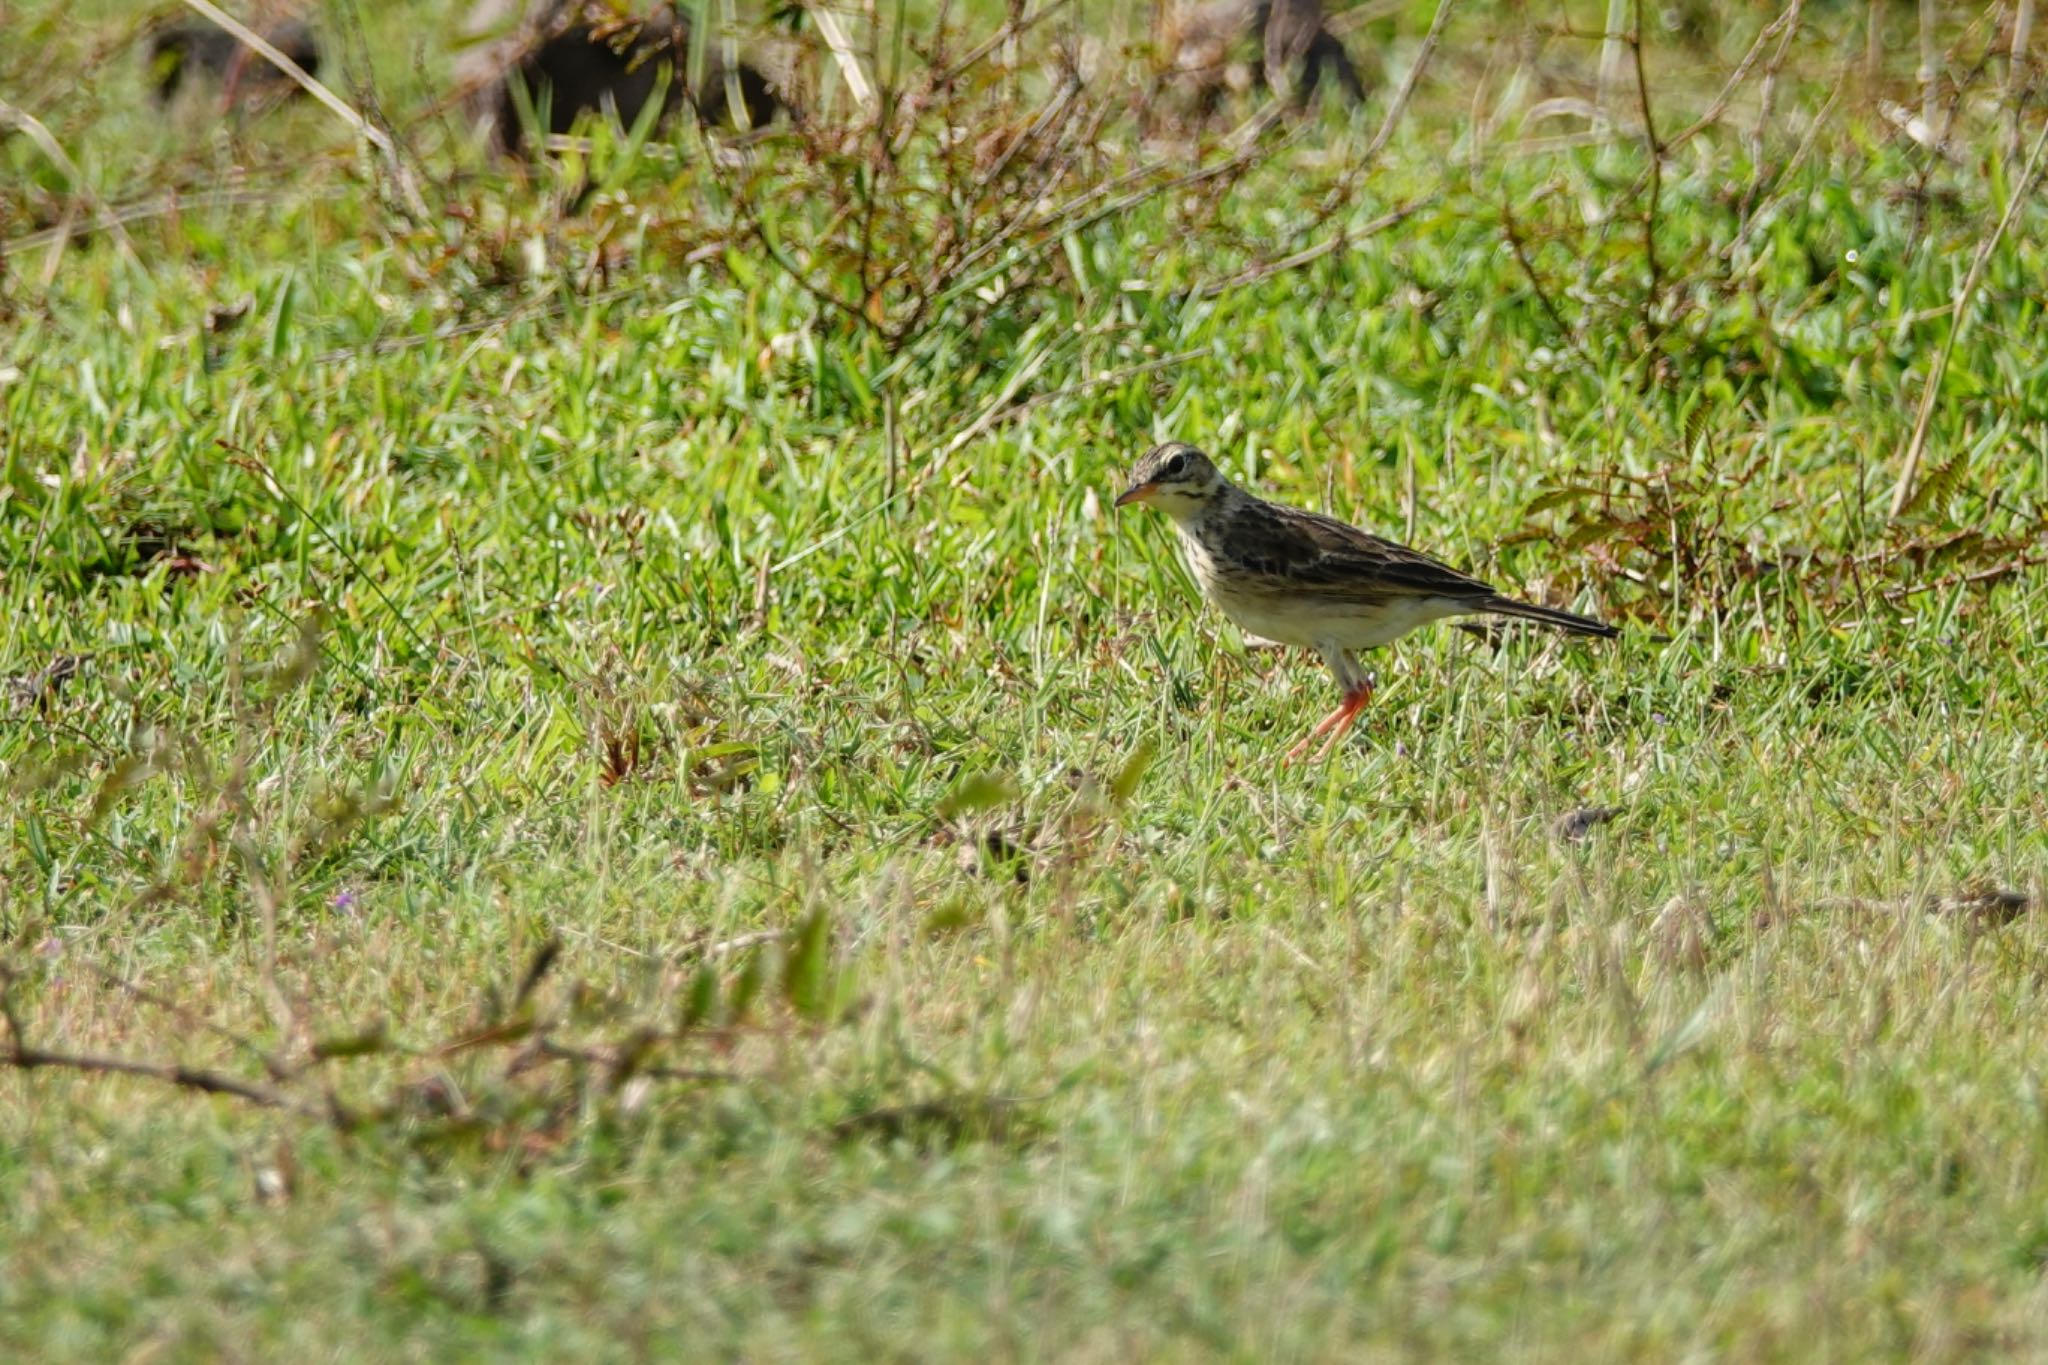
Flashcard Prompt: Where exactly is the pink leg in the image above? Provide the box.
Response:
[1284,681,1374,764]
[1312,684,1374,761]
[1283,709,1344,764]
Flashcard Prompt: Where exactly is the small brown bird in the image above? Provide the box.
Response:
[1116,441,1617,761]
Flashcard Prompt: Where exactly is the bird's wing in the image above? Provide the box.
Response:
[1218,500,1498,602]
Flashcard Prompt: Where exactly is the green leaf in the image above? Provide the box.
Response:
[310,1022,391,1060]
[268,273,296,360]
[23,810,51,873]
[1564,515,1628,550]
[1524,485,1607,516]
[681,963,721,1029]
[1681,401,1711,457]
[1900,448,1970,521]
[86,753,149,828]
[938,771,1020,818]
[785,904,832,1020]
[597,62,671,194]
[1109,737,1156,804]
[729,946,766,1023]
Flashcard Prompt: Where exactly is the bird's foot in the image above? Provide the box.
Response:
[1283,682,1374,765]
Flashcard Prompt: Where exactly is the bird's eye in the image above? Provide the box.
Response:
[1163,453,1186,478]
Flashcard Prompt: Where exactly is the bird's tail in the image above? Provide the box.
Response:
[1479,595,1618,639]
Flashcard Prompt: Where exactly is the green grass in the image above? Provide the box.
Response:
[5,1,2048,1358]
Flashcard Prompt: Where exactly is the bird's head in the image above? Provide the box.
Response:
[1114,442,1226,521]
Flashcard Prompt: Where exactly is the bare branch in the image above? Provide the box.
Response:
[6,1040,325,1119]
[1189,196,1438,298]
[1890,113,2048,517]
[177,0,425,214]
[805,1,876,110]
[1362,0,1458,166]
[0,97,138,268]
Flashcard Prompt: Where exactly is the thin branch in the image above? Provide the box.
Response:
[1362,0,1458,166]
[1882,547,2048,599]
[0,98,138,266]
[1919,0,1941,129]
[1724,78,1841,260]
[1502,204,1594,365]
[1663,4,1798,153]
[534,1040,738,1083]
[2013,0,2039,156]
[6,1040,325,1118]
[939,343,1056,458]
[309,282,668,365]
[84,963,289,1080]
[930,0,1077,84]
[224,448,434,653]
[980,347,1207,422]
[1629,0,1664,313]
[179,0,387,151]
[1189,196,1437,298]
[1890,112,2048,517]
[177,0,425,214]
[1750,0,1804,168]
[805,1,876,110]
[695,929,787,958]
[928,118,1316,329]
[0,185,339,260]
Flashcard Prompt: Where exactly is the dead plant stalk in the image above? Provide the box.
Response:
[1889,113,2048,518]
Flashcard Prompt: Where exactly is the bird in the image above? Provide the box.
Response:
[1114,441,1617,762]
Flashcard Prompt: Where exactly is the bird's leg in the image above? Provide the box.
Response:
[1311,680,1374,761]
[1284,679,1374,764]
[1284,703,1350,763]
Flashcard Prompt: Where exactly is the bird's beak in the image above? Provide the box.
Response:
[1114,482,1157,508]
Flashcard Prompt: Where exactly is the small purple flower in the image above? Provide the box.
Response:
[329,889,359,914]
[1652,712,1668,726]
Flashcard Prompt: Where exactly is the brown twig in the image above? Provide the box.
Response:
[0,98,138,268]
[1882,548,2048,600]
[83,963,291,1080]
[1362,0,1458,167]
[930,0,1077,84]
[2013,0,2039,155]
[977,347,1207,422]
[1724,78,1841,261]
[535,1039,738,1084]
[1189,196,1437,298]
[0,180,346,260]
[1889,112,2048,517]
[1628,0,1664,319]
[1663,3,1799,153]
[1749,0,1805,168]
[4,1036,324,1118]
[310,282,666,365]
[679,928,787,959]
[1501,204,1594,366]
[510,937,563,1013]
[177,0,426,217]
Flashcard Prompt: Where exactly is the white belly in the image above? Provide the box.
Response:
[1178,528,1467,650]
[1212,586,1466,649]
